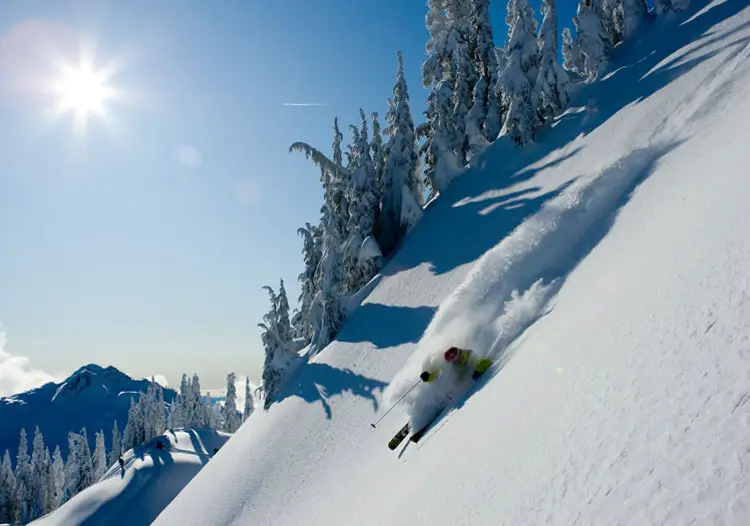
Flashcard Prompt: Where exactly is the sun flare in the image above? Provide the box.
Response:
[51,57,118,133]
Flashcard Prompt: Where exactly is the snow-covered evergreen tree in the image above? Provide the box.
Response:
[204,394,222,430]
[65,428,94,498]
[534,0,570,123]
[77,429,94,491]
[0,450,15,523]
[14,428,32,523]
[421,0,454,195]
[316,220,345,350]
[599,0,621,48]
[468,0,502,142]
[381,51,422,256]
[344,110,381,294]
[276,279,293,345]
[29,426,48,520]
[122,397,140,451]
[561,27,586,76]
[93,431,107,480]
[370,112,386,197]
[108,420,121,467]
[223,373,241,433]
[260,285,299,409]
[498,0,540,145]
[243,376,255,421]
[47,446,65,511]
[573,0,608,81]
[295,222,322,342]
[423,81,461,193]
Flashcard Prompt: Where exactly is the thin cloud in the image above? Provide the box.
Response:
[281,102,331,107]
[0,330,57,398]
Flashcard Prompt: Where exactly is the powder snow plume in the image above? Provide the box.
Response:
[386,146,669,428]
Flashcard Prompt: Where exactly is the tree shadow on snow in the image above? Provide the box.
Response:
[384,0,749,279]
[275,362,387,419]
[336,303,437,349]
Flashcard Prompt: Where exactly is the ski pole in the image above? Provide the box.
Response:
[370,381,420,428]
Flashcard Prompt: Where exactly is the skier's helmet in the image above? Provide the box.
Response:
[444,347,459,363]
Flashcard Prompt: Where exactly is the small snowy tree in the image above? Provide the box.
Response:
[574,0,608,81]
[381,51,423,251]
[421,0,455,196]
[29,426,48,520]
[370,112,386,197]
[260,285,299,409]
[468,0,502,142]
[14,428,32,523]
[93,431,107,480]
[561,27,586,76]
[65,429,94,498]
[295,223,322,343]
[340,110,381,295]
[0,450,16,523]
[276,279,293,346]
[223,373,241,433]
[108,420,121,467]
[498,0,540,145]
[77,429,94,491]
[316,223,345,350]
[534,0,570,123]
[47,446,65,511]
[243,376,255,421]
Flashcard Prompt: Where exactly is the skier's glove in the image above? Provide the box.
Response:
[420,371,431,382]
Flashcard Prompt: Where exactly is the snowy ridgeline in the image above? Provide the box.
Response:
[29,429,230,526]
[0,369,254,525]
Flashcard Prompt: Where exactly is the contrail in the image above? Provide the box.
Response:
[281,102,331,107]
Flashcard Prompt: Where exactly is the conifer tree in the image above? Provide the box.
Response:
[534,0,570,123]
[0,450,16,523]
[573,0,608,81]
[29,426,49,520]
[561,27,586,76]
[224,373,241,433]
[108,420,121,467]
[47,446,65,510]
[93,431,107,480]
[243,376,255,421]
[498,0,540,145]
[381,51,422,256]
[14,428,32,523]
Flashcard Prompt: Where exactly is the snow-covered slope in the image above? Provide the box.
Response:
[0,364,176,460]
[31,429,230,526]
[155,2,750,524]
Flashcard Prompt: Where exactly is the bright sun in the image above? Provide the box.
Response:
[52,58,117,132]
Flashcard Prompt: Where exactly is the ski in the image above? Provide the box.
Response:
[409,408,446,444]
[388,422,410,450]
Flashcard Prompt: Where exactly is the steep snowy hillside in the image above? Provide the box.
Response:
[0,365,176,459]
[30,429,230,526]
[155,2,750,525]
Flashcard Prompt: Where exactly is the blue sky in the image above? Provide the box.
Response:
[0,0,578,391]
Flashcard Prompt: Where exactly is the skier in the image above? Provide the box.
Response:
[419,347,492,383]
[387,347,493,450]
[118,456,125,475]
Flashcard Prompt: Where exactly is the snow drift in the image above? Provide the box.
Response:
[31,429,230,526]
